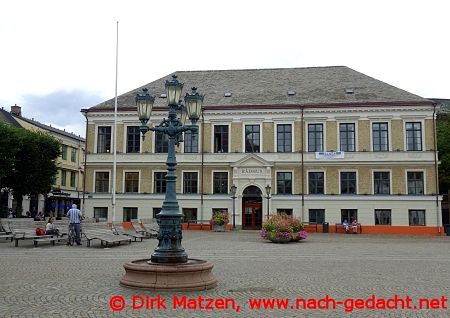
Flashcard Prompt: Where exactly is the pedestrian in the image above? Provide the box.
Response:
[66,204,82,245]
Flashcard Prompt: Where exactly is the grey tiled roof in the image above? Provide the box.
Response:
[89,66,429,110]
[0,108,21,127]
[11,115,85,142]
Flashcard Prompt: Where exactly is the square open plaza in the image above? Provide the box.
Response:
[1,231,450,317]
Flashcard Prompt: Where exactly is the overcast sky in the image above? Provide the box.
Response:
[0,0,449,137]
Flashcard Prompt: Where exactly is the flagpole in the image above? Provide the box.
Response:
[112,21,119,223]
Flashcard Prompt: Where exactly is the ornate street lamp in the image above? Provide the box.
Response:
[135,75,203,264]
[230,184,237,230]
[265,184,271,220]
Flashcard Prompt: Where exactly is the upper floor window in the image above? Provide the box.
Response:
[213,172,228,194]
[70,148,77,162]
[277,124,292,152]
[183,172,198,194]
[407,171,424,195]
[97,126,111,153]
[61,170,67,186]
[125,172,139,193]
[61,145,68,160]
[308,172,324,194]
[339,123,355,152]
[308,124,323,152]
[372,122,389,151]
[154,172,166,194]
[214,125,228,153]
[127,126,140,153]
[340,171,357,194]
[245,125,260,153]
[406,122,422,151]
[155,131,169,153]
[70,171,76,188]
[95,171,109,193]
[373,171,390,194]
[277,172,292,194]
[184,130,198,153]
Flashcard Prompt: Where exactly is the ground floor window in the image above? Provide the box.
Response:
[182,208,197,223]
[374,209,391,225]
[309,209,325,223]
[152,208,161,219]
[93,207,108,220]
[341,209,357,223]
[277,208,293,216]
[409,209,426,226]
[123,207,138,222]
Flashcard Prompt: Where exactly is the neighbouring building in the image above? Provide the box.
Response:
[82,66,442,235]
[0,105,85,217]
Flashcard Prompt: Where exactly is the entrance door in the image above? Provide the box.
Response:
[242,186,263,230]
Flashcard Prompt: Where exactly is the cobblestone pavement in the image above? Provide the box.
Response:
[1,231,450,317]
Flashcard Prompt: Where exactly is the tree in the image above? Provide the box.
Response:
[0,124,21,187]
[2,128,60,214]
[437,112,450,194]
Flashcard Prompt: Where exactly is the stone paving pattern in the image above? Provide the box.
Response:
[1,231,450,317]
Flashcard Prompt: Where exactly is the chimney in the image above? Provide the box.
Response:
[10,104,22,116]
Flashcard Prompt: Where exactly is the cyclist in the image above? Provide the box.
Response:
[66,204,82,246]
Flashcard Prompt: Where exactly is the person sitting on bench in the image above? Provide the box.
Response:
[342,219,349,233]
[45,217,60,236]
[351,218,359,234]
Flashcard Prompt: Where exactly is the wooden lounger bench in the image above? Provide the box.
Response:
[335,223,362,234]
[83,229,132,247]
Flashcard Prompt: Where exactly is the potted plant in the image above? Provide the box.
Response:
[210,211,229,232]
[260,214,308,243]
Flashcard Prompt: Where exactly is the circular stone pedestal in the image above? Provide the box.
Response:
[120,259,217,291]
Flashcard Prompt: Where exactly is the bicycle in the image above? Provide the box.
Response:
[67,223,75,246]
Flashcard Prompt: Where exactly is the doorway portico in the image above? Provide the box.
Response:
[231,154,273,229]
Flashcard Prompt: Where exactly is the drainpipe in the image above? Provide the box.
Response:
[301,107,305,221]
[200,109,205,225]
[80,109,88,216]
[432,104,440,234]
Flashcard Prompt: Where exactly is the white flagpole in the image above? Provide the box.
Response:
[112,21,119,223]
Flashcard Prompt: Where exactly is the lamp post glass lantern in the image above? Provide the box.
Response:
[230,184,237,229]
[265,184,271,220]
[136,75,203,264]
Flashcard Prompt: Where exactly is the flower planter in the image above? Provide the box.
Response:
[268,236,291,243]
[213,224,226,232]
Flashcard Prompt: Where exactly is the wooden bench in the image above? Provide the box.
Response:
[112,223,145,242]
[83,228,132,247]
[303,222,319,232]
[335,223,362,234]
[187,220,211,230]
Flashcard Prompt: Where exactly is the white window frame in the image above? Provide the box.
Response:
[338,169,358,195]
[405,169,426,195]
[211,123,231,153]
[211,170,229,194]
[306,170,327,195]
[242,122,263,153]
[403,119,425,152]
[94,124,113,154]
[181,170,200,194]
[337,121,358,152]
[305,122,326,152]
[275,170,294,194]
[93,169,111,193]
[370,121,392,152]
[152,170,167,193]
[274,122,294,153]
[123,170,140,193]
[123,124,142,154]
[371,169,392,195]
